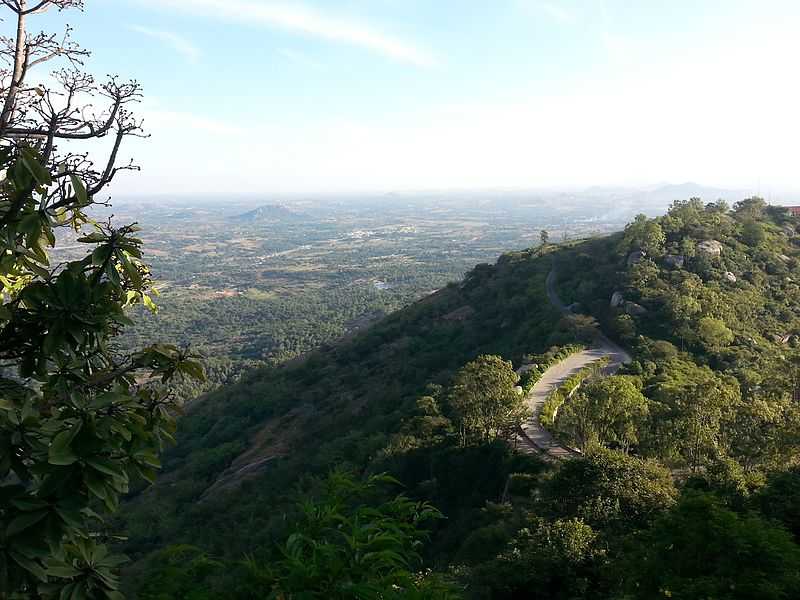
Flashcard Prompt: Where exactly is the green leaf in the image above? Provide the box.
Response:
[21,148,52,186]
[70,173,88,206]
[45,564,81,579]
[18,211,42,235]
[84,473,108,502]
[7,509,48,537]
[85,456,125,479]
[9,550,47,581]
[77,232,106,244]
[48,422,83,466]
[91,245,111,267]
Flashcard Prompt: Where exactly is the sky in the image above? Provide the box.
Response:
[22,0,800,195]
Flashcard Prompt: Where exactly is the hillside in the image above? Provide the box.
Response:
[120,198,800,599]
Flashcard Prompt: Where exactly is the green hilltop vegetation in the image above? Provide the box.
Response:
[118,198,800,599]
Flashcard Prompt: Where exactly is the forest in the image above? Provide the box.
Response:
[116,199,800,598]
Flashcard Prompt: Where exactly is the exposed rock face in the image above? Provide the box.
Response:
[624,301,648,316]
[724,271,737,283]
[627,250,645,266]
[664,254,685,269]
[610,291,625,308]
[443,305,475,321]
[697,240,723,256]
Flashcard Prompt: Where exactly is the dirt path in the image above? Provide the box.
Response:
[515,268,631,459]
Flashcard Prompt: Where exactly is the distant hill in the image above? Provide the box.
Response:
[232,203,311,223]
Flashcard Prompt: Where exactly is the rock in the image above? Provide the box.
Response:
[697,240,723,256]
[627,250,645,267]
[779,254,792,263]
[784,225,796,236]
[624,301,648,316]
[610,291,625,308]
[664,254,685,269]
[567,302,584,313]
[724,271,737,283]
[443,305,475,322]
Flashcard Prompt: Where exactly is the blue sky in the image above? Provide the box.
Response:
[26,0,800,195]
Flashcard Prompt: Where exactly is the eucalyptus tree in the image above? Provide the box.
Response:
[0,2,203,597]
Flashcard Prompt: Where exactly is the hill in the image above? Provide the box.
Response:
[119,198,800,599]
[232,203,312,223]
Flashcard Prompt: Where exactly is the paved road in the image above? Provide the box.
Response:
[515,268,631,459]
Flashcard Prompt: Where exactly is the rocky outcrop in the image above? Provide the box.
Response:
[624,301,648,316]
[664,254,685,269]
[627,250,645,266]
[724,271,737,283]
[697,240,723,256]
[610,291,625,308]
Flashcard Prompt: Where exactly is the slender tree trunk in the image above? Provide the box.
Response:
[0,3,27,134]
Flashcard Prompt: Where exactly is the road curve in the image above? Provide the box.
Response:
[515,268,631,459]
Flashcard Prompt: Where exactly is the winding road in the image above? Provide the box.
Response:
[515,268,631,459]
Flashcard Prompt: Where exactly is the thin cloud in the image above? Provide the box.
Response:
[142,0,438,68]
[519,1,576,25]
[130,25,201,63]
[277,48,324,70]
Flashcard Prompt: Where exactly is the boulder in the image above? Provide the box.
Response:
[697,240,723,256]
[779,254,792,263]
[627,250,645,267]
[610,291,625,308]
[664,254,685,269]
[624,301,648,316]
[724,271,737,283]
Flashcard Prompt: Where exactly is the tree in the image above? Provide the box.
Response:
[238,471,457,600]
[647,361,741,471]
[539,448,677,531]
[0,3,203,597]
[697,316,734,349]
[558,376,649,453]
[734,197,767,220]
[617,492,800,600]
[471,517,602,599]
[757,467,800,542]
[621,214,666,257]
[540,229,550,246]
[556,314,600,344]
[741,219,766,247]
[447,355,527,446]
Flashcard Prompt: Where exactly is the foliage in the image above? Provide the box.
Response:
[135,472,458,600]
[539,448,678,531]
[618,492,800,600]
[557,375,648,452]
[470,517,602,599]
[518,344,584,392]
[446,355,527,446]
[539,359,608,429]
[0,3,203,597]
